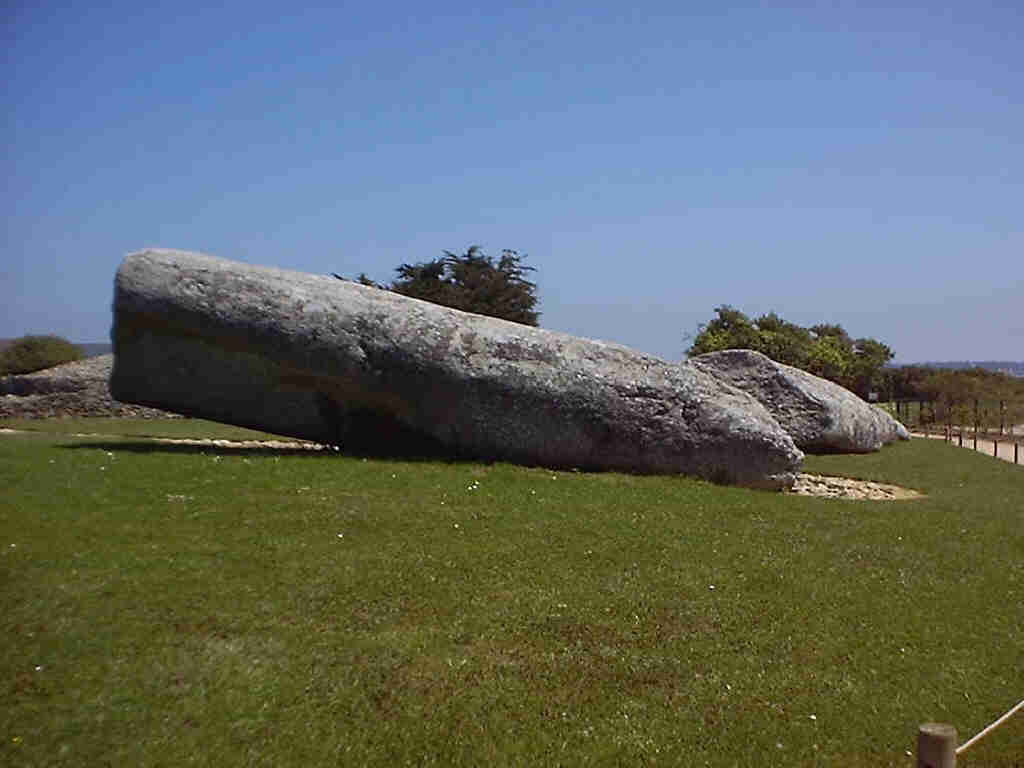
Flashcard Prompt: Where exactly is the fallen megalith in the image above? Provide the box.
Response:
[110,249,804,489]
[689,349,910,453]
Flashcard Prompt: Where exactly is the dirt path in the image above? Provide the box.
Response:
[912,431,1022,466]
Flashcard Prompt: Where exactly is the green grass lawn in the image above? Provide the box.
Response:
[0,417,290,442]
[1,419,1021,766]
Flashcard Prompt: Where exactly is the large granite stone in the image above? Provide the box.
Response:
[110,249,804,488]
[690,349,909,453]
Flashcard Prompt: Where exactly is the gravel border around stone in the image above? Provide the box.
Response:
[787,473,925,500]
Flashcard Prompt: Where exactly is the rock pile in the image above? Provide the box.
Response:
[1,355,175,419]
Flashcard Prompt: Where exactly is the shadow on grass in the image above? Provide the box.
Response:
[61,439,490,465]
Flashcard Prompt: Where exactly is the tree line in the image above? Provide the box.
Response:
[882,364,1024,428]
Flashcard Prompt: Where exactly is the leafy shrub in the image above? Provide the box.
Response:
[0,334,84,375]
[686,306,894,397]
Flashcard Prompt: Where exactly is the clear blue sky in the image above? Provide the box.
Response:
[4,0,1021,363]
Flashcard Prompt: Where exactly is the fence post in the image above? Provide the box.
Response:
[917,723,957,768]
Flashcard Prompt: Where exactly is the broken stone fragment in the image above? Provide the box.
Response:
[689,349,910,453]
[111,249,804,489]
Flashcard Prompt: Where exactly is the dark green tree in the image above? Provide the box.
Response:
[847,337,895,398]
[339,246,540,326]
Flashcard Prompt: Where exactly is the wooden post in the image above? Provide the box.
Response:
[917,723,957,768]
